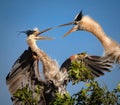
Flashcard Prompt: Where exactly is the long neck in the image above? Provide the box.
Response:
[27,36,68,94]
[82,16,118,51]
[27,36,59,80]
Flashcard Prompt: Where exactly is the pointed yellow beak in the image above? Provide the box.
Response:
[63,25,78,37]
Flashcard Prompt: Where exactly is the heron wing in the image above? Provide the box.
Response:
[60,58,71,71]
[6,48,41,95]
[60,54,112,77]
[82,55,112,77]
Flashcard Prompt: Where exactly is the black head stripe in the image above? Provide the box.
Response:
[74,10,83,22]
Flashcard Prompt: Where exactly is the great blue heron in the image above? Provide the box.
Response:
[6,28,68,105]
[6,28,51,93]
[26,28,68,93]
[60,11,120,64]
[6,26,113,104]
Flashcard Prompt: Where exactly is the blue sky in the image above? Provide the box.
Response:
[1,0,120,104]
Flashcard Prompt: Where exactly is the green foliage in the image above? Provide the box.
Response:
[13,80,120,105]
[72,80,120,105]
[12,61,120,105]
[49,80,120,105]
[13,85,41,105]
[49,60,120,105]
[50,92,74,105]
[68,60,93,84]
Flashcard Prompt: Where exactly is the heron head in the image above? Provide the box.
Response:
[21,28,53,40]
[22,30,36,36]
[22,28,40,36]
[62,11,84,37]
[63,12,100,37]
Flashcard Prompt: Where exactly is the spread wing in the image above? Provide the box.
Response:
[6,48,60,104]
[60,54,112,77]
[6,48,41,95]
[83,55,112,77]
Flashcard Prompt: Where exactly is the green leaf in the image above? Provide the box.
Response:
[68,60,94,85]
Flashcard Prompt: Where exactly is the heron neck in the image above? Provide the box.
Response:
[87,20,113,51]
[27,36,59,80]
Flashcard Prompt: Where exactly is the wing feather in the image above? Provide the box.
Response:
[6,48,41,95]
[60,54,112,78]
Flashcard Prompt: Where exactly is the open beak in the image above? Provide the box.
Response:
[63,25,78,37]
[38,11,83,36]
[38,21,76,38]
[20,21,75,37]
[38,22,74,35]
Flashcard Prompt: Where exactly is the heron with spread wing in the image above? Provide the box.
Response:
[6,28,55,104]
[6,28,68,105]
[58,11,120,64]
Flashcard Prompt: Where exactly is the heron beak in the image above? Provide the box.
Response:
[38,22,74,35]
[62,25,78,37]
[38,28,53,35]
[55,22,75,27]
[35,36,53,40]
